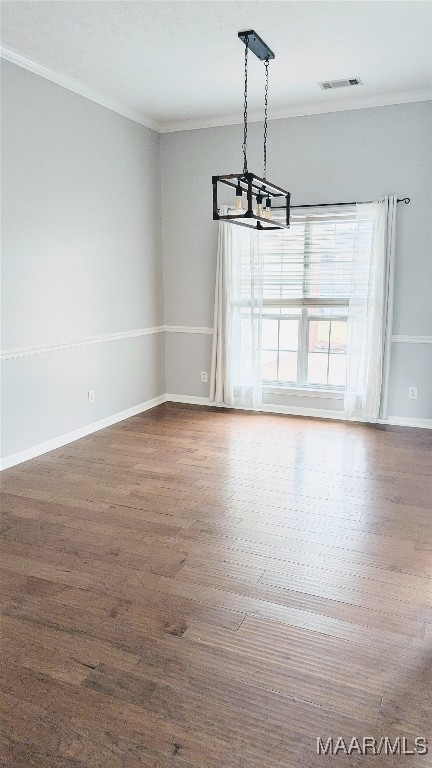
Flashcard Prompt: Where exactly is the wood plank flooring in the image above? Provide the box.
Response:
[1,403,431,767]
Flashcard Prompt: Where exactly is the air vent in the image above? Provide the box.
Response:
[318,77,362,90]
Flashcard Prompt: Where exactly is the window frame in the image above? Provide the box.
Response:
[260,299,348,392]
[236,208,360,395]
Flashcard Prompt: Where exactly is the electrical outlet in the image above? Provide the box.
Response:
[88,390,95,404]
[408,386,417,400]
[201,371,208,383]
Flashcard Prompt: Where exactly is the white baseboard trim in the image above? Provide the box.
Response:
[166,395,432,428]
[166,393,210,406]
[2,394,430,470]
[261,404,345,419]
[0,394,167,471]
[166,394,345,420]
[383,416,432,429]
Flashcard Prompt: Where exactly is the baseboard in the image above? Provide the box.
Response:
[0,394,167,471]
[166,394,345,420]
[261,403,345,420]
[165,393,210,406]
[166,395,432,427]
[383,416,432,429]
[2,393,430,470]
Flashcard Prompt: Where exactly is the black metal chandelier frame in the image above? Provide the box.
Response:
[212,30,291,230]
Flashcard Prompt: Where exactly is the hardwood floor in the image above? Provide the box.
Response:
[1,403,431,767]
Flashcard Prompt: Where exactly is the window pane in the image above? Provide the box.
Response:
[307,306,348,318]
[240,348,252,379]
[328,354,346,386]
[330,321,347,352]
[261,350,278,380]
[329,306,348,318]
[261,318,279,350]
[279,307,302,316]
[307,353,328,385]
[309,320,330,353]
[308,307,329,318]
[278,352,298,383]
[279,320,299,350]
[303,220,357,300]
[240,318,253,349]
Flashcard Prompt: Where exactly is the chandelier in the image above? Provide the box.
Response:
[212,31,291,230]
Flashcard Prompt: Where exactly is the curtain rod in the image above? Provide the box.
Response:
[273,197,410,210]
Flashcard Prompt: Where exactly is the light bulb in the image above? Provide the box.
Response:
[235,183,243,211]
[256,193,263,218]
[265,196,272,219]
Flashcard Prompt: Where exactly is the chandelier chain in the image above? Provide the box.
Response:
[263,59,269,180]
[242,36,249,175]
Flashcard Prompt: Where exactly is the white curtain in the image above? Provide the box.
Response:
[210,208,264,409]
[345,196,397,422]
[210,198,397,423]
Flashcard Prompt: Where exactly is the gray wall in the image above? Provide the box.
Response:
[161,102,432,419]
[2,60,431,464]
[1,61,165,459]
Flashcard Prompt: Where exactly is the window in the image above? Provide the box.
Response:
[239,209,369,391]
[259,306,348,388]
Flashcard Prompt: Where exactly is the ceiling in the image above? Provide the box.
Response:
[1,1,431,132]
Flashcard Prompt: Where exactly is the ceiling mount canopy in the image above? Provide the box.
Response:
[237,30,275,61]
[212,30,291,231]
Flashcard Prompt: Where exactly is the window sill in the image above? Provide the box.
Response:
[263,385,344,400]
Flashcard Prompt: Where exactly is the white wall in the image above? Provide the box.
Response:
[161,102,432,421]
[1,61,165,461]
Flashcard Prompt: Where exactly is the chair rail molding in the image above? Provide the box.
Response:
[3,328,431,361]
[164,325,213,334]
[0,325,215,361]
[0,326,165,360]
[391,335,432,344]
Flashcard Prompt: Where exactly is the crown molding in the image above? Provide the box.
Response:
[159,88,432,133]
[2,45,430,135]
[0,45,161,132]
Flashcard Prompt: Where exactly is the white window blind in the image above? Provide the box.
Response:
[239,208,374,307]
[234,206,375,389]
